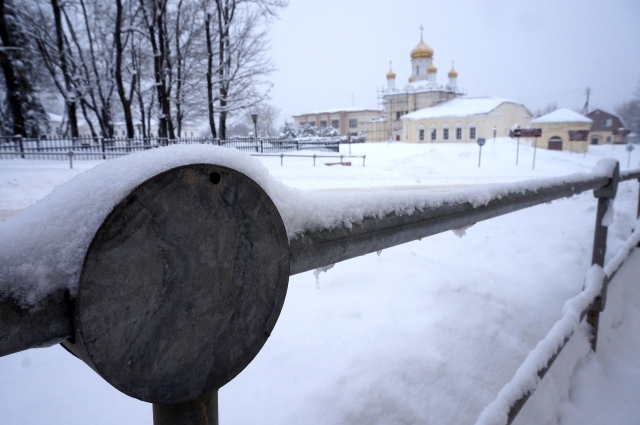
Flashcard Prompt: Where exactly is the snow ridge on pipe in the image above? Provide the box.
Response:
[0,146,615,308]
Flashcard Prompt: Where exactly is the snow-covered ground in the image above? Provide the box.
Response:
[1,139,639,425]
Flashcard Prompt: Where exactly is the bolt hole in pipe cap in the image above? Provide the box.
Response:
[62,164,290,404]
[210,172,221,184]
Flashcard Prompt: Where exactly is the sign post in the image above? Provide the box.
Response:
[513,128,542,168]
[627,143,635,168]
[613,129,631,150]
[568,130,590,157]
[477,137,486,168]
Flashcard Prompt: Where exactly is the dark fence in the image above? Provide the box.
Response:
[0,135,341,160]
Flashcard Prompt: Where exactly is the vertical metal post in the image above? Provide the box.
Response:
[153,391,218,425]
[68,151,74,169]
[101,137,106,160]
[18,136,24,159]
[363,155,366,167]
[313,154,316,167]
[478,145,482,168]
[516,139,520,165]
[637,178,640,219]
[280,153,284,166]
[532,137,538,170]
[587,160,620,351]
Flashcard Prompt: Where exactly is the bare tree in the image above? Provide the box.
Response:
[115,0,137,138]
[63,0,118,138]
[139,0,175,140]
[533,102,557,118]
[49,0,80,137]
[172,0,207,137]
[212,0,286,138]
[242,103,279,136]
[616,80,640,138]
[0,0,48,137]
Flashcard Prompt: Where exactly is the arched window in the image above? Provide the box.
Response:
[418,125,426,142]
[441,124,451,141]
[468,122,477,140]
[429,124,437,142]
[454,123,463,140]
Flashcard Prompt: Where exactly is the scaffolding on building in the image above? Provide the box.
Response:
[359,85,466,143]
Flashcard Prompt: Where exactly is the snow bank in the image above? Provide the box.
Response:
[474,266,605,425]
[475,220,640,425]
[0,146,616,307]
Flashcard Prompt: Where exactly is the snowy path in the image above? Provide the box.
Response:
[0,141,639,425]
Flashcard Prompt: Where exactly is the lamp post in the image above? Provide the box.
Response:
[493,126,497,144]
[251,113,258,140]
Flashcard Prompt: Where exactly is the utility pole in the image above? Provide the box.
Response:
[582,87,591,115]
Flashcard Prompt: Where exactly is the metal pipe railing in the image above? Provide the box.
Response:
[289,174,611,275]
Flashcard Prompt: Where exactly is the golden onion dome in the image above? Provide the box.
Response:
[408,76,413,83]
[448,61,458,78]
[427,63,437,73]
[411,26,434,59]
[386,62,396,79]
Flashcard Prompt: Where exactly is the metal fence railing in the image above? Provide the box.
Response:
[1,158,639,425]
[0,135,342,161]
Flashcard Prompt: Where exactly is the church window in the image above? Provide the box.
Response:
[332,120,339,129]
[606,136,611,143]
[419,129,425,141]
[349,119,358,128]
[469,127,476,139]
[456,128,462,140]
[443,128,449,140]
[320,120,327,128]
[416,66,419,75]
[396,111,403,120]
[431,129,437,141]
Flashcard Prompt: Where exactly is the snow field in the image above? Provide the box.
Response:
[0,140,639,424]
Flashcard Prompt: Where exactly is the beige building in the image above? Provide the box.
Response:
[530,108,593,152]
[362,27,464,142]
[400,98,532,143]
[292,107,381,137]
[586,109,628,145]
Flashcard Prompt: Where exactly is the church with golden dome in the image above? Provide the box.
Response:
[363,26,465,142]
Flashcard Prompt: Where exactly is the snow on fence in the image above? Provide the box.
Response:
[0,135,341,161]
[0,145,639,425]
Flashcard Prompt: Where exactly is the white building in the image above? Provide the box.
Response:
[400,98,532,143]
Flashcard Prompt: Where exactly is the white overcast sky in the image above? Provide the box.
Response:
[265,0,640,124]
